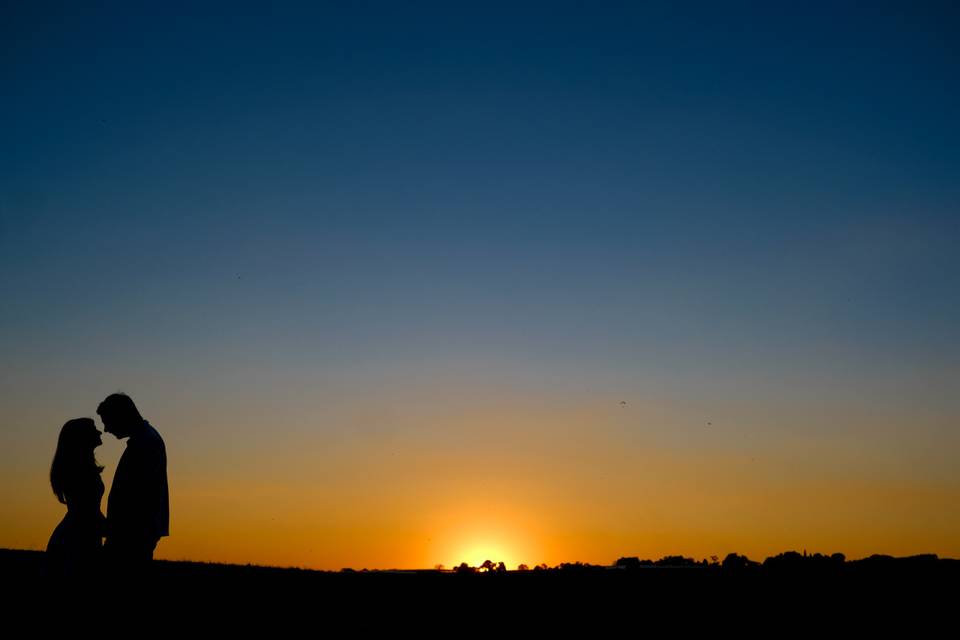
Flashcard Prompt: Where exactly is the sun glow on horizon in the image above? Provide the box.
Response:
[433,516,541,570]
[453,540,520,570]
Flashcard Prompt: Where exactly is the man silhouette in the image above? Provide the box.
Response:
[97,393,169,576]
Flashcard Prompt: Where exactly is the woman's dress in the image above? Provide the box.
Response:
[46,472,106,579]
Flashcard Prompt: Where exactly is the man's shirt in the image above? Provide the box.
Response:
[107,420,169,542]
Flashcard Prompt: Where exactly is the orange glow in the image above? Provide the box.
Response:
[422,506,544,570]
[4,387,960,570]
[454,541,516,569]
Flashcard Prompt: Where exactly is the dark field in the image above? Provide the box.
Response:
[4,548,956,631]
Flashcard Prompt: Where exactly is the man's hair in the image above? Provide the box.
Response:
[97,392,143,422]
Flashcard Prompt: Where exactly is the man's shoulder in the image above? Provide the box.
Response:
[131,421,166,455]
[143,421,164,441]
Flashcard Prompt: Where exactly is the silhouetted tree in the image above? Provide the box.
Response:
[455,562,476,574]
[517,564,529,571]
[722,553,758,570]
[616,556,641,570]
[764,550,847,572]
[762,551,803,571]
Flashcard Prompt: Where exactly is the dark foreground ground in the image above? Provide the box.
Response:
[4,548,956,631]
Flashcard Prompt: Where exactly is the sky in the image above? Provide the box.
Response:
[2,1,959,569]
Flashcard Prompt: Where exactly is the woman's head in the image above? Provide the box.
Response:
[50,418,103,504]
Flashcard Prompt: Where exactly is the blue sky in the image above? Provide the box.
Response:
[3,0,958,420]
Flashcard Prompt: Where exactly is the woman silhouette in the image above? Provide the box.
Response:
[46,418,107,580]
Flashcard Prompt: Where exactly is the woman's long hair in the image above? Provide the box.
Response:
[50,418,103,504]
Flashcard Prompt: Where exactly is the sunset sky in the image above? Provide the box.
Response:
[2,2,958,570]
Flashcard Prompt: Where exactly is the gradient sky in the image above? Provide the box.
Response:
[2,1,959,569]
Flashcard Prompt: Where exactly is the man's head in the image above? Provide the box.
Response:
[97,393,144,439]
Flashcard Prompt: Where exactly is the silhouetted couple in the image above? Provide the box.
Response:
[46,393,169,584]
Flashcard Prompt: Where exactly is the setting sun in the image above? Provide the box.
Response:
[454,540,518,570]
[431,516,541,570]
